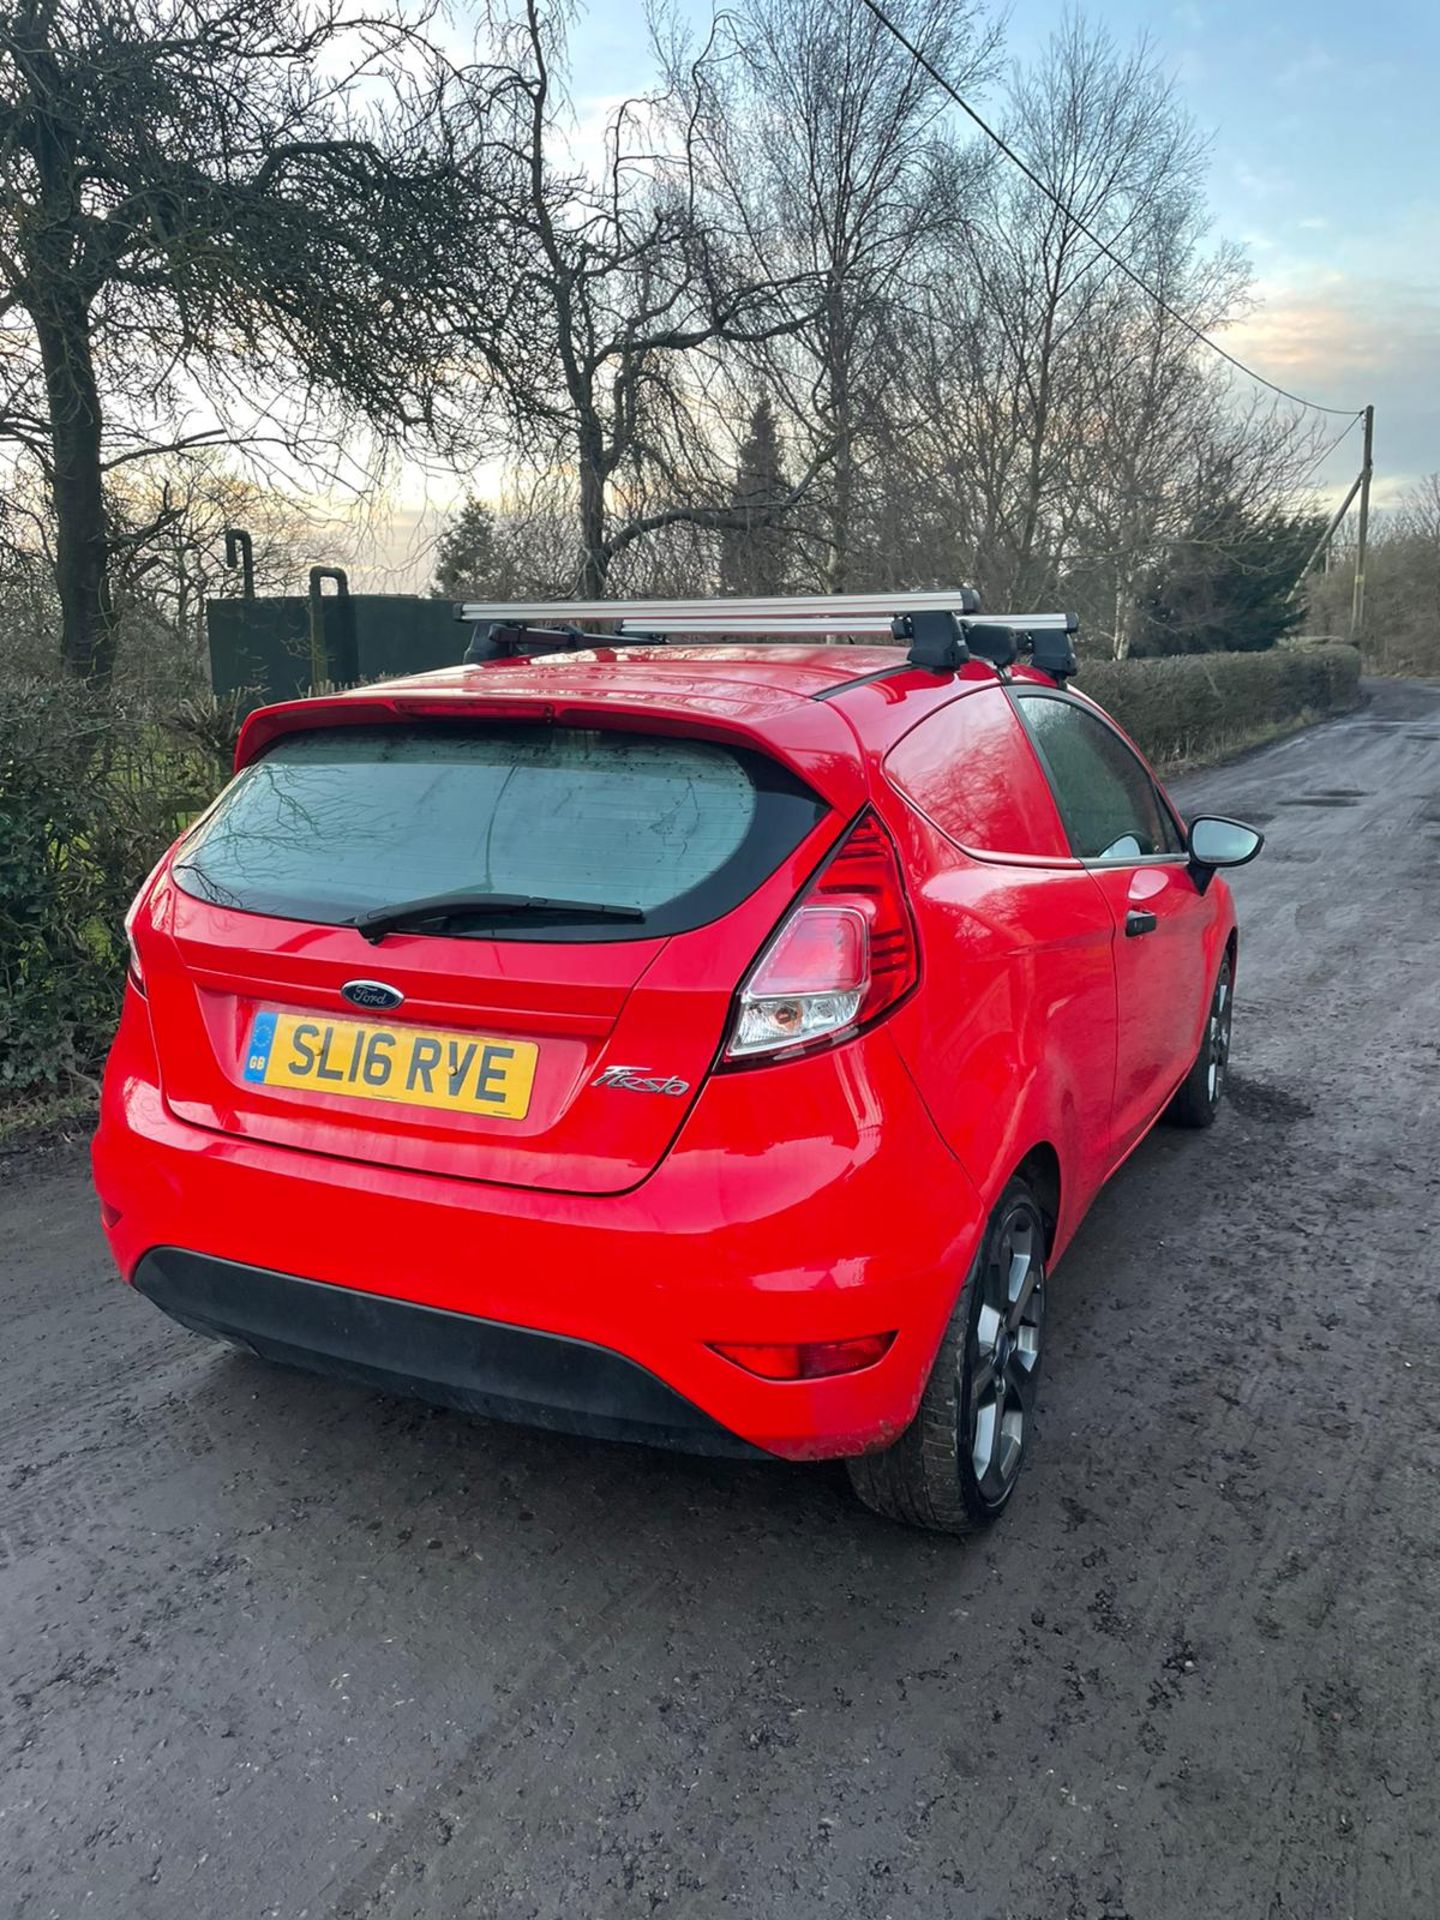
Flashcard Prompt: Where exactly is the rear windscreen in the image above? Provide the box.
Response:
[173,725,827,940]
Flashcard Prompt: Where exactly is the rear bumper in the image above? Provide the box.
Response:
[135,1248,764,1456]
[93,988,984,1459]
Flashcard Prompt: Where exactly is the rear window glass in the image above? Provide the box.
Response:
[173,725,826,940]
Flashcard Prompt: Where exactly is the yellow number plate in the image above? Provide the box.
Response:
[243,1011,538,1119]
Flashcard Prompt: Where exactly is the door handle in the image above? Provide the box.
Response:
[1125,909,1158,937]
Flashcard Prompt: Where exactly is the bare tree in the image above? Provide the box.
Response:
[971,24,1214,608]
[1,0,1356,674]
[856,15,1325,657]
[0,0,515,683]
[107,456,318,652]
[457,0,827,599]
[690,0,996,591]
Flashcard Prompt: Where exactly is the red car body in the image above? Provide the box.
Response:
[93,644,1236,1464]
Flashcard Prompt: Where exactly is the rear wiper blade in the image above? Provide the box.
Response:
[350,889,647,943]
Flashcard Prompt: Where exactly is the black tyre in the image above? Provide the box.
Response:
[1165,954,1234,1130]
[847,1179,1046,1536]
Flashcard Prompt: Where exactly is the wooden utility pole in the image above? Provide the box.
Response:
[1349,403,1374,642]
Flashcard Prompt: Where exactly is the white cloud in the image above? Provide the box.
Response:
[1223,278,1440,485]
[1275,44,1340,91]
[1233,159,1292,200]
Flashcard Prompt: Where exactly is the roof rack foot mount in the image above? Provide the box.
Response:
[1029,627,1080,680]
[898,612,1080,681]
[894,610,971,672]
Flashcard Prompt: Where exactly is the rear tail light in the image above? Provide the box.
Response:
[724,809,917,1062]
[124,847,175,995]
[123,891,146,994]
[710,1332,897,1380]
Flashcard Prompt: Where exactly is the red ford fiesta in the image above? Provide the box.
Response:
[92,593,1262,1534]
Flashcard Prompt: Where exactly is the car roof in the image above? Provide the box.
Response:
[362,644,920,719]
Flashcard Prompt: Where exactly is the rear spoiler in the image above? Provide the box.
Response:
[231,682,874,813]
[453,591,1080,684]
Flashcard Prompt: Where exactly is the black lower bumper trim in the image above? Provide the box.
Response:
[133,1249,765,1459]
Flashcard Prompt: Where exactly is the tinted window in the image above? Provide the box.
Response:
[885,687,1069,858]
[175,725,826,940]
[1015,694,1182,860]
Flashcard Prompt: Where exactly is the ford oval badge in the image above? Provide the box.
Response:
[341,979,405,1012]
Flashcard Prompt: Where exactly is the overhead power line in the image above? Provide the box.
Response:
[1293,408,1367,488]
[856,0,1363,418]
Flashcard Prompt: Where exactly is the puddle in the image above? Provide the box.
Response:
[1278,794,1362,809]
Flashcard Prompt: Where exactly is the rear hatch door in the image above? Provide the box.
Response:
[142,715,842,1194]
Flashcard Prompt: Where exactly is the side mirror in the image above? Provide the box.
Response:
[1187,816,1264,888]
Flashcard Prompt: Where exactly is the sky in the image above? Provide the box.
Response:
[1021,0,1440,503]
[364,0,1439,586]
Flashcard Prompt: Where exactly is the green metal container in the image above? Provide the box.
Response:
[207,594,461,711]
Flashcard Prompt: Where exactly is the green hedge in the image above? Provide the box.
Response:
[1074,643,1362,767]
[0,682,225,1095]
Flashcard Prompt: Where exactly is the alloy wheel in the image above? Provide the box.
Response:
[1206,966,1233,1103]
[963,1201,1045,1505]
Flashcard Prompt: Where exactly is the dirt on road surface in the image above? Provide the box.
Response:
[3,678,1438,1920]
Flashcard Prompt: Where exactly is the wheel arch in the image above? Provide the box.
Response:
[1013,1141,1061,1256]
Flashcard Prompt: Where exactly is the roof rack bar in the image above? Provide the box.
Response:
[610,610,1076,638]
[463,620,672,664]
[616,616,903,637]
[456,588,982,625]
[959,611,1076,633]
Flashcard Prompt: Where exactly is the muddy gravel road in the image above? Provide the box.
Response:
[3,677,1438,1920]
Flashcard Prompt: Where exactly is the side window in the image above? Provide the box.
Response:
[1015,693,1182,861]
[884,686,1070,859]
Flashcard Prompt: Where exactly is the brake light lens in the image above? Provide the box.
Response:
[710,1332,897,1380]
[123,847,175,995]
[724,809,917,1062]
[123,890,146,994]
